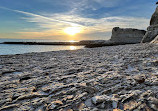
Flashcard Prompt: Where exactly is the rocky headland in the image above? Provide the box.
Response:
[85,4,158,47]
[83,27,146,48]
[110,27,146,44]
[142,6,158,43]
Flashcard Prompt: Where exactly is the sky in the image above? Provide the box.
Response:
[0,0,157,41]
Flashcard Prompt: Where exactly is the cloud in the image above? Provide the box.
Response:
[0,6,150,40]
[31,0,129,17]
[23,12,149,31]
[18,12,149,40]
[0,6,80,27]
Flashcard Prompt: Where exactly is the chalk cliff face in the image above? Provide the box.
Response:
[110,27,146,43]
[142,25,158,43]
[142,6,158,43]
[150,6,158,25]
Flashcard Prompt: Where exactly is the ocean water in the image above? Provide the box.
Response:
[0,39,84,55]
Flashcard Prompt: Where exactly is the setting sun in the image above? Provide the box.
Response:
[64,27,82,36]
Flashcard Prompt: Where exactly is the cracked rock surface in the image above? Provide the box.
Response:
[0,43,158,111]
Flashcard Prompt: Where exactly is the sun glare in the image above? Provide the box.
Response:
[64,27,82,36]
[69,46,76,50]
[69,40,76,42]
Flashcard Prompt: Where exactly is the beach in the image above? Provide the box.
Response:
[0,43,158,110]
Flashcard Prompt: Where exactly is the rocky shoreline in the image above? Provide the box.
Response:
[0,43,158,110]
[1,2,158,111]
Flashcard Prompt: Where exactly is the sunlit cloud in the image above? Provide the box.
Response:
[18,12,149,40]
[0,4,150,40]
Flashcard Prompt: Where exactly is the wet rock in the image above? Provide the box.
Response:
[47,100,63,110]
[124,101,141,110]
[11,94,19,101]
[150,60,158,66]
[41,85,51,93]
[91,95,124,110]
[77,83,97,94]
[47,103,56,110]
[92,95,111,105]
[65,109,73,111]
[0,42,158,110]
[1,70,15,75]
[72,102,85,111]
[0,104,20,110]
[53,100,63,105]
[72,92,88,104]
[140,90,153,99]
[32,87,37,92]
[63,95,74,101]
[121,90,142,103]
[133,75,145,84]
[147,97,158,110]
[19,76,31,82]
[15,92,48,101]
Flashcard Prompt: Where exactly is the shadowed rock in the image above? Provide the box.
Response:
[142,5,158,43]
[133,75,145,84]
[150,6,158,25]
[142,25,158,43]
[151,35,158,43]
[111,27,146,44]
[19,76,31,82]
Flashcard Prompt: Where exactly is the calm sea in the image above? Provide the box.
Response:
[0,39,84,55]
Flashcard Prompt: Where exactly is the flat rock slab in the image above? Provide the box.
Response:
[0,43,158,110]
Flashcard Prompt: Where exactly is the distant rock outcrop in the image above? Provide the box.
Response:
[142,6,158,43]
[79,40,107,44]
[110,27,146,44]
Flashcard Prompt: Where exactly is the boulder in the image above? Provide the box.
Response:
[92,95,111,105]
[110,27,146,44]
[142,6,158,43]
[133,75,145,84]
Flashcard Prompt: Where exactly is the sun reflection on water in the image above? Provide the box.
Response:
[69,40,77,42]
[69,46,76,50]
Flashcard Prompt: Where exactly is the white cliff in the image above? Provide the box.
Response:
[142,6,158,42]
[110,27,146,44]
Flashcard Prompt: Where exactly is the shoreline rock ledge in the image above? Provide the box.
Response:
[110,27,146,44]
[142,6,158,43]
